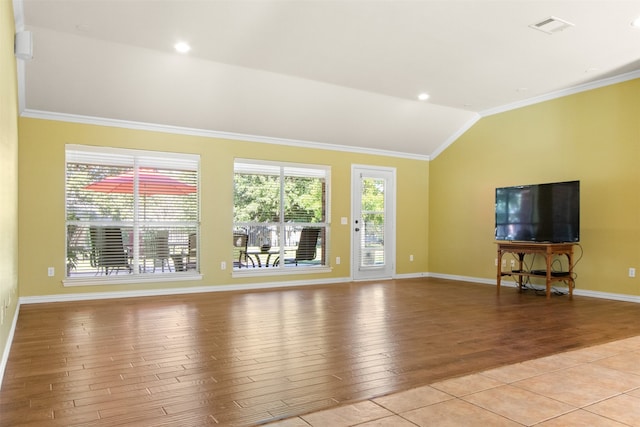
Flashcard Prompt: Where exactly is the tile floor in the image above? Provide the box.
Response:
[265,335,640,426]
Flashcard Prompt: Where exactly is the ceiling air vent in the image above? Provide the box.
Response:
[529,16,574,34]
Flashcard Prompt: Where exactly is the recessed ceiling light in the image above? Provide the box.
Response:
[417,93,430,101]
[632,16,640,28]
[174,42,191,54]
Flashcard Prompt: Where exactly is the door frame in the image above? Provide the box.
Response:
[350,164,396,280]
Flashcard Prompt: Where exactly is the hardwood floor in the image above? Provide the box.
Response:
[3,277,640,426]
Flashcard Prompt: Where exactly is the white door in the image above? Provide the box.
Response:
[352,166,396,280]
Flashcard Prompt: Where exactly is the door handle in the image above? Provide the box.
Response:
[355,228,360,232]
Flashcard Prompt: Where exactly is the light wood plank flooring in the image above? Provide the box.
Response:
[2,278,640,426]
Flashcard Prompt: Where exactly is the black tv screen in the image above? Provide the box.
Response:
[495,180,580,243]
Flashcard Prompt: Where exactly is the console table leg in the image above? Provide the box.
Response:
[566,253,574,299]
[496,250,502,295]
[545,253,552,299]
[517,253,525,291]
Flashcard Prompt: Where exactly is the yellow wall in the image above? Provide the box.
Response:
[17,118,429,297]
[429,79,640,296]
[14,23,637,302]
[0,0,20,364]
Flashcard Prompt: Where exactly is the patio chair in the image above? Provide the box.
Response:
[89,226,131,275]
[273,227,321,266]
[156,230,171,272]
[140,230,172,272]
[186,233,197,270]
[154,230,172,272]
[233,232,254,268]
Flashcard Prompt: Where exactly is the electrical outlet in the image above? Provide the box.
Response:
[629,268,636,278]
[221,261,227,270]
[47,267,54,277]
[409,254,414,262]
[335,256,341,265]
[494,258,498,266]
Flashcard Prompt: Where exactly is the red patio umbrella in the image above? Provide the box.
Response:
[85,169,197,220]
[84,169,196,195]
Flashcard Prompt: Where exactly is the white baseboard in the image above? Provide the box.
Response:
[572,288,640,304]
[0,302,21,390]
[427,272,497,286]
[20,271,640,306]
[428,272,640,303]
[393,272,427,280]
[21,273,640,305]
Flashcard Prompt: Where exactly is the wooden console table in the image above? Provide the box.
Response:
[496,242,575,299]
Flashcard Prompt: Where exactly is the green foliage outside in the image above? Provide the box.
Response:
[361,178,384,210]
[233,173,325,223]
[361,178,385,226]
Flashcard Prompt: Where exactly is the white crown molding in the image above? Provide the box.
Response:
[21,109,431,162]
[429,113,482,160]
[24,60,635,163]
[480,70,640,118]
[430,71,640,160]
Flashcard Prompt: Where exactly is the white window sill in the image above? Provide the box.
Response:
[63,272,203,287]
[232,266,332,279]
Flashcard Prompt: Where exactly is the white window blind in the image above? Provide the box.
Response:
[233,159,330,271]
[65,145,200,279]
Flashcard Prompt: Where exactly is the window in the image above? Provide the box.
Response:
[233,160,330,271]
[65,145,199,281]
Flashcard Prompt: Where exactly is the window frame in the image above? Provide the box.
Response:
[64,144,201,286]
[232,158,331,277]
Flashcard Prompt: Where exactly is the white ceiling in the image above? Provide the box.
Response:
[16,0,640,158]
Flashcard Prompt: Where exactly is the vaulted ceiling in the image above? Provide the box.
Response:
[15,0,640,158]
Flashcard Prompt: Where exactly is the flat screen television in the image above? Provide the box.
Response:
[495,180,580,243]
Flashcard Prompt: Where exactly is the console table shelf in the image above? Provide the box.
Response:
[496,242,575,299]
